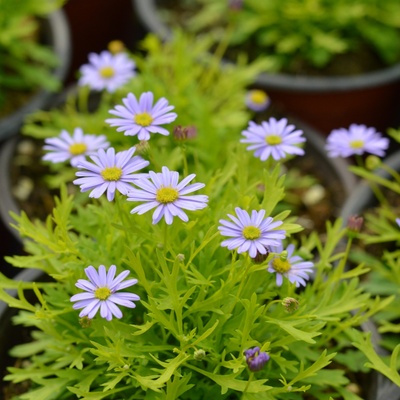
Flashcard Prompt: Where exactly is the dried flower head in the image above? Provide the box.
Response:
[106,92,178,141]
[78,50,136,93]
[244,347,270,372]
[241,118,306,161]
[127,166,208,225]
[42,127,109,167]
[268,243,314,287]
[218,207,286,258]
[71,265,140,321]
[325,124,389,158]
[73,147,149,201]
[245,89,270,112]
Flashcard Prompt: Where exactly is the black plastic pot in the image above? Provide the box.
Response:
[132,0,400,135]
[0,9,72,143]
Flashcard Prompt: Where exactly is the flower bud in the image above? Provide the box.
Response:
[79,316,92,328]
[173,125,197,141]
[365,155,381,171]
[347,215,363,236]
[282,297,299,313]
[108,40,125,54]
[244,347,270,372]
[194,349,206,360]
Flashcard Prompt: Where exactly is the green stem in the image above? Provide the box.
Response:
[242,372,254,398]
[78,85,90,113]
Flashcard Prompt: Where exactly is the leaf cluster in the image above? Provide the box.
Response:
[175,0,400,74]
[0,0,65,110]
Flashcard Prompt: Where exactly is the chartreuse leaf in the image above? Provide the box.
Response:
[266,318,323,344]
[132,352,190,392]
[17,378,71,400]
[287,350,336,386]
[351,330,400,386]
[186,364,271,394]
[164,373,195,400]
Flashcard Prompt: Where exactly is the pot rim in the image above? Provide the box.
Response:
[132,0,400,92]
[0,9,72,142]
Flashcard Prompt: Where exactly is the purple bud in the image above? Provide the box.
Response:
[244,347,270,372]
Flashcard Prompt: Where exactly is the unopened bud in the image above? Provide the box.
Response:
[228,0,243,11]
[176,254,185,262]
[279,250,288,262]
[108,40,125,54]
[365,155,381,171]
[347,215,363,237]
[135,140,150,156]
[194,349,206,360]
[282,297,299,313]
[79,316,92,328]
[173,125,197,141]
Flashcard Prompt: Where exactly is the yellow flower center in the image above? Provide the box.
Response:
[242,226,261,240]
[272,258,291,274]
[265,135,282,146]
[69,142,87,155]
[134,112,153,127]
[156,187,179,203]
[350,139,364,149]
[99,66,115,79]
[95,287,111,300]
[101,166,122,181]
[250,90,268,104]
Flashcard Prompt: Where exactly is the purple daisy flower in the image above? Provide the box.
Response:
[396,218,400,227]
[78,50,136,93]
[218,207,286,258]
[127,166,208,225]
[245,89,270,112]
[244,347,270,372]
[42,127,109,167]
[240,118,306,161]
[325,124,389,158]
[268,243,314,287]
[106,92,178,141]
[70,265,140,321]
[73,146,149,201]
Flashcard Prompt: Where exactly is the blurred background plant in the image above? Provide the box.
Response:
[0,0,66,117]
[342,128,400,357]
[171,0,400,75]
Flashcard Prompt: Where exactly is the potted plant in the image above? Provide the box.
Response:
[335,127,400,371]
[0,118,399,399]
[1,30,400,399]
[0,0,72,142]
[132,0,400,135]
[0,33,356,251]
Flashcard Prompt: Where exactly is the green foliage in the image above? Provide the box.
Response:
[1,31,398,400]
[0,0,65,109]
[175,0,400,74]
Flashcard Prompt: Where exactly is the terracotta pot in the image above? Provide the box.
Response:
[132,0,400,136]
[0,9,72,142]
